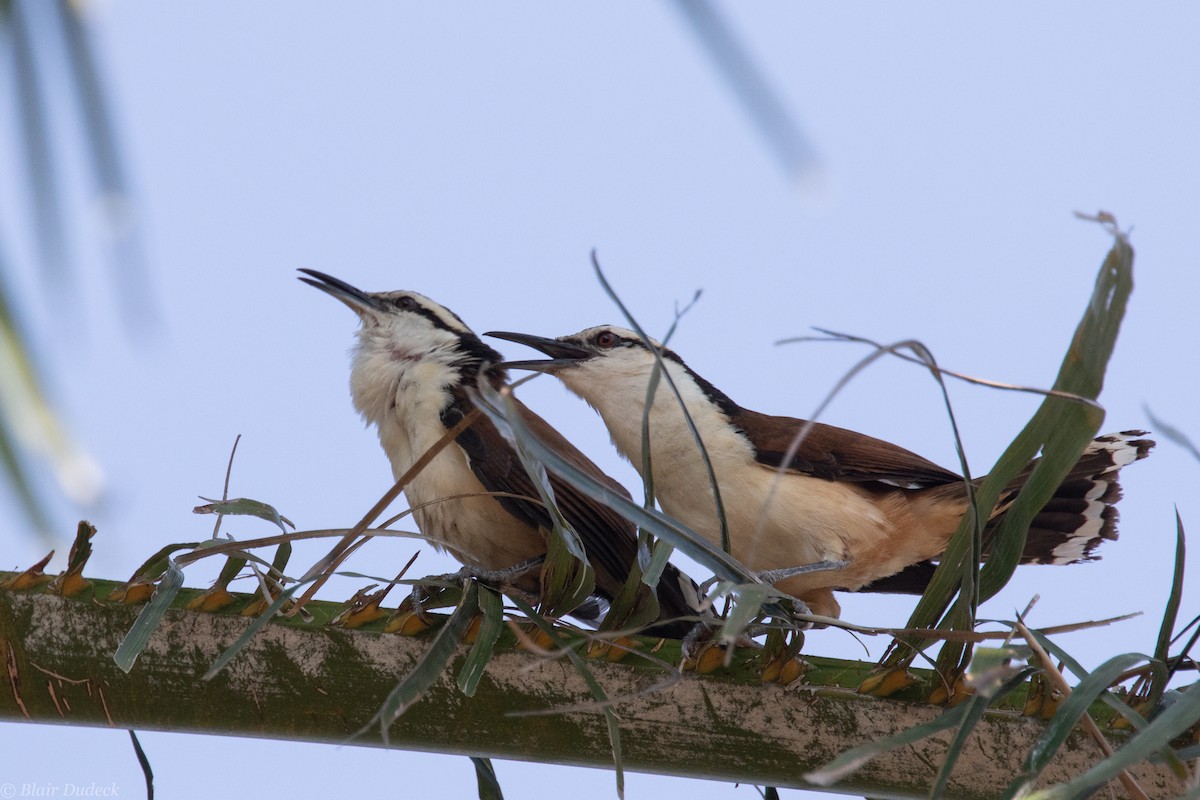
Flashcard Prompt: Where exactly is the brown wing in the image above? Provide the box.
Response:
[731,408,962,488]
[447,392,697,633]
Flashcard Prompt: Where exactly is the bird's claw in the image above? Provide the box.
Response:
[408,557,546,623]
[679,620,763,667]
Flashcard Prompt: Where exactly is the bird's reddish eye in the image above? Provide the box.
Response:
[594,331,619,349]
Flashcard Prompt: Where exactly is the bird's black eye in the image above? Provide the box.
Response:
[594,331,620,349]
[396,296,419,311]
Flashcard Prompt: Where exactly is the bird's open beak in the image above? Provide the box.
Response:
[486,331,591,372]
[298,268,384,314]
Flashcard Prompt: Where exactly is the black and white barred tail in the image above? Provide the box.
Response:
[863,430,1154,594]
[1018,430,1154,564]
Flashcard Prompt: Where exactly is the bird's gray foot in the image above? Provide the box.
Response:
[408,557,546,622]
[753,558,850,584]
[466,557,546,585]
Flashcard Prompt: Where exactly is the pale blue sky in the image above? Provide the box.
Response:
[3,3,1199,798]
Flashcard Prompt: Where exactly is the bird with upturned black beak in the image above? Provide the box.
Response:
[299,272,700,636]
[488,325,1154,619]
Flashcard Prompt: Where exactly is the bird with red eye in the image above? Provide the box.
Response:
[488,323,1154,621]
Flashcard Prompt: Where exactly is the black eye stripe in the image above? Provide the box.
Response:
[596,333,738,417]
[591,330,650,350]
[607,333,689,367]
[390,295,465,334]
